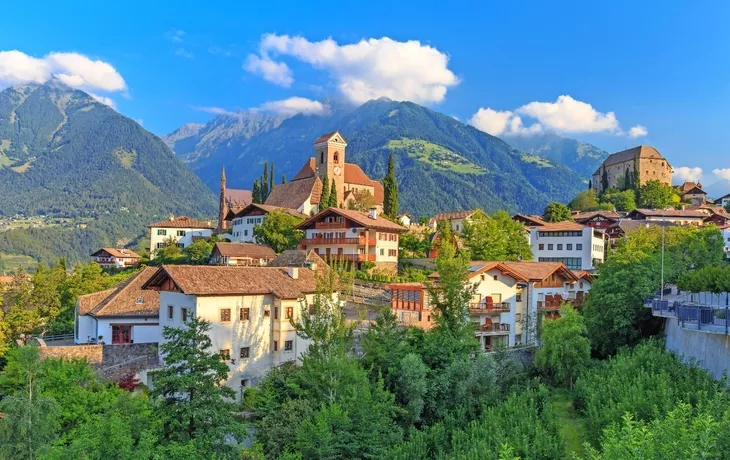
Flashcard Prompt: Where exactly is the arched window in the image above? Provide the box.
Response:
[320,151,324,164]
[334,152,339,163]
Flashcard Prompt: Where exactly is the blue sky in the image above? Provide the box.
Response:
[1,0,729,187]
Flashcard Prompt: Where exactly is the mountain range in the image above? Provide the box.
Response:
[164,98,606,216]
[0,83,216,264]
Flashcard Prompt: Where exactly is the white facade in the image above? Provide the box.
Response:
[468,267,525,349]
[74,308,159,345]
[398,215,413,227]
[530,226,605,271]
[230,216,262,243]
[159,290,314,401]
[149,226,213,258]
[723,228,730,259]
[301,226,400,265]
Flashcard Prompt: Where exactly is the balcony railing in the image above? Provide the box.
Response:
[315,221,348,229]
[300,237,375,246]
[469,302,510,313]
[537,296,584,311]
[322,253,376,262]
[473,323,510,335]
[391,300,423,311]
[646,297,730,335]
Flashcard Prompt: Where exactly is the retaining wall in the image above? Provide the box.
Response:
[39,342,159,381]
[664,319,730,380]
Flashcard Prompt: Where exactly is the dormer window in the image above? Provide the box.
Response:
[136,297,143,304]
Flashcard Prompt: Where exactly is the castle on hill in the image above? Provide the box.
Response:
[217,131,383,230]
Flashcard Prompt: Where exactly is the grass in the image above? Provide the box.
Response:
[10,158,34,173]
[550,389,588,459]
[388,138,486,174]
[521,153,555,168]
[0,252,37,274]
[115,148,137,168]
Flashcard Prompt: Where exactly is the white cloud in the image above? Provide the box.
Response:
[628,125,648,138]
[174,48,194,59]
[0,50,126,96]
[166,29,185,43]
[673,166,703,184]
[468,108,542,136]
[88,92,116,109]
[713,168,730,181]
[243,54,293,87]
[191,106,237,116]
[258,97,329,117]
[516,95,619,134]
[245,34,459,104]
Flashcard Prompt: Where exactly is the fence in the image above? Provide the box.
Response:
[647,297,730,335]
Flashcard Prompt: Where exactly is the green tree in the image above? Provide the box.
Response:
[182,238,213,264]
[569,190,604,211]
[269,161,275,196]
[261,161,270,202]
[638,180,676,208]
[543,202,572,222]
[153,236,184,263]
[383,151,399,218]
[535,304,590,389]
[0,347,59,460]
[346,189,377,212]
[329,179,338,208]
[601,166,609,192]
[602,188,637,212]
[252,211,304,253]
[461,211,532,261]
[320,174,330,210]
[152,316,244,456]
[281,174,287,184]
[252,179,262,204]
[724,201,730,213]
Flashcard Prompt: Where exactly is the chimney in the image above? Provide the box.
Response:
[368,207,377,219]
[288,267,299,280]
[169,214,175,222]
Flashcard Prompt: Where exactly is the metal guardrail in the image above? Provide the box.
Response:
[31,334,74,342]
[647,297,730,335]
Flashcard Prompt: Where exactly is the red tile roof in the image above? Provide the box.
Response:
[90,248,141,259]
[232,203,309,219]
[143,265,320,298]
[572,211,621,222]
[534,221,586,231]
[292,158,317,180]
[629,209,707,218]
[502,261,578,282]
[466,261,529,282]
[297,208,407,233]
[148,216,215,229]
[212,242,276,259]
[78,267,160,317]
[313,131,346,144]
[513,214,548,227]
[264,176,322,210]
[429,210,479,224]
[225,189,252,207]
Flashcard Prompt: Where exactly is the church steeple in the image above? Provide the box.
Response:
[217,165,228,231]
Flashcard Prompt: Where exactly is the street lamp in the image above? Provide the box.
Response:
[660,208,666,302]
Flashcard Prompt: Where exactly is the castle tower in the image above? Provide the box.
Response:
[217,165,228,231]
[313,131,347,207]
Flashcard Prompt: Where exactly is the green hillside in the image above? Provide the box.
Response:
[0,84,217,264]
[177,98,588,216]
[505,132,609,176]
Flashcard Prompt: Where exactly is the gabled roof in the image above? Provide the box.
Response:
[429,210,479,224]
[212,242,276,259]
[78,267,160,318]
[535,221,586,232]
[142,265,319,299]
[714,192,730,202]
[572,211,621,222]
[264,176,323,210]
[313,131,347,145]
[148,216,215,229]
[268,249,327,269]
[572,270,595,282]
[513,214,547,227]
[225,189,252,207]
[593,146,668,175]
[502,261,579,282]
[292,158,317,181]
[628,209,707,219]
[466,261,529,282]
[231,203,309,220]
[610,219,677,233]
[297,208,407,233]
[90,248,141,259]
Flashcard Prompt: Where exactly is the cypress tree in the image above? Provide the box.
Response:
[261,162,269,201]
[383,152,399,217]
[329,180,338,208]
[252,179,261,204]
[281,174,287,184]
[320,174,330,210]
[601,166,609,192]
[269,162,275,194]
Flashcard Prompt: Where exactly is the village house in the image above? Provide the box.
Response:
[572,211,621,229]
[512,214,548,228]
[428,209,482,233]
[142,265,323,400]
[90,248,141,269]
[226,203,308,243]
[715,192,730,209]
[148,216,214,259]
[75,267,160,345]
[217,166,252,231]
[209,242,277,266]
[264,131,384,215]
[605,219,677,245]
[626,208,707,226]
[676,182,707,205]
[296,207,407,272]
[722,225,730,259]
[591,145,672,194]
[397,214,414,227]
[267,249,327,270]
[529,222,606,271]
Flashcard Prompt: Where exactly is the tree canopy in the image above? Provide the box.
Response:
[252,211,304,253]
[543,202,573,222]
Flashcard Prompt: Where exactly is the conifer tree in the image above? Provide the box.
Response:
[269,162,275,194]
[252,179,262,204]
[320,174,330,210]
[281,174,287,184]
[383,152,399,217]
[261,162,270,201]
[329,180,338,208]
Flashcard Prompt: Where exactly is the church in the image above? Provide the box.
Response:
[265,131,383,215]
[217,131,383,230]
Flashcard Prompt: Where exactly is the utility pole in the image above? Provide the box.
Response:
[660,208,666,301]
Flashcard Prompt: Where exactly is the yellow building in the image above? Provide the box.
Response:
[591,146,672,194]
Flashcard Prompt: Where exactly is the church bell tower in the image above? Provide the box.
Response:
[313,131,347,207]
[217,165,228,231]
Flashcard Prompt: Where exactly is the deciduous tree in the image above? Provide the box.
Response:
[535,304,590,389]
[252,211,304,253]
[543,202,572,222]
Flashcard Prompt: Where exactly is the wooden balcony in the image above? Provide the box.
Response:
[538,294,585,312]
[300,237,375,246]
[315,221,348,230]
[391,300,423,311]
[322,253,376,262]
[474,323,510,335]
[469,302,510,314]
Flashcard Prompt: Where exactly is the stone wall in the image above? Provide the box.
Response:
[664,318,730,380]
[39,342,159,381]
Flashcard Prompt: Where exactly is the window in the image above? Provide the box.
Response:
[576,244,583,250]
[244,229,248,236]
[220,308,231,322]
[538,257,582,270]
[167,305,174,320]
[567,244,573,250]
[177,230,186,236]
[220,349,231,360]
[557,244,563,250]
[240,308,250,321]
[515,313,522,322]
[388,249,397,257]
[548,244,554,250]
[480,274,486,281]
[538,244,544,250]
[273,307,279,319]
[284,340,293,351]
[181,308,188,322]
[240,347,250,358]
[136,297,143,304]
[177,243,185,248]
[241,379,250,389]
[273,341,278,351]
[516,293,522,302]
[157,229,167,236]
[111,325,132,344]
[264,309,270,318]
[156,242,165,249]
[493,275,498,281]
[334,152,339,163]
[285,307,294,319]
[320,151,324,164]
[380,248,385,256]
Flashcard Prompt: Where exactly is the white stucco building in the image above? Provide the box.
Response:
[148,216,214,259]
[428,209,482,233]
[296,207,407,273]
[722,226,730,259]
[530,222,605,271]
[227,203,309,243]
[143,265,323,400]
[90,248,141,269]
[75,267,160,345]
